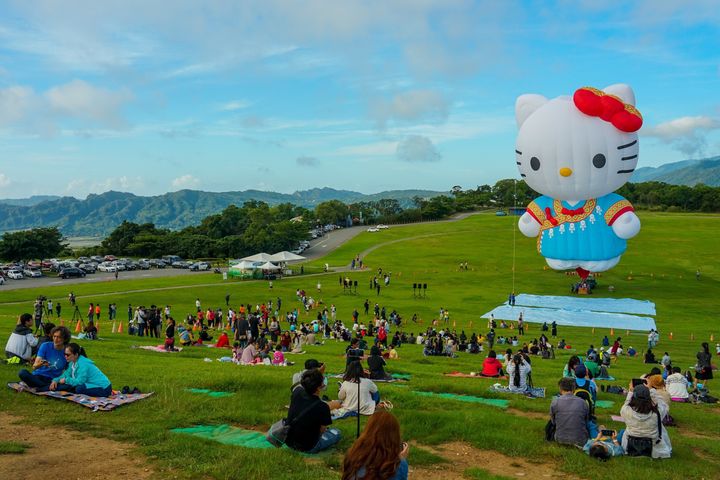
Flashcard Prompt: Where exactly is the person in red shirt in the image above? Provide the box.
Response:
[480,350,505,377]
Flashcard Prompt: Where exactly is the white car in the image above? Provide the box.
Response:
[98,262,118,272]
[377,224,389,229]
[7,269,24,279]
[367,227,379,232]
[23,268,42,278]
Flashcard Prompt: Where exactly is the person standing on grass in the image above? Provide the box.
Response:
[695,342,713,384]
[55,302,61,318]
[87,303,95,323]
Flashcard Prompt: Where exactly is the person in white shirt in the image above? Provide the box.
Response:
[665,367,690,401]
[507,353,532,393]
[336,361,379,416]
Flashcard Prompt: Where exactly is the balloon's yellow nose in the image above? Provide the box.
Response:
[559,167,573,177]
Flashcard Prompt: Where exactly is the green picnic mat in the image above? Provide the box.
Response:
[391,373,412,380]
[172,425,273,448]
[413,391,509,408]
[596,400,615,409]
[186,388,235,398]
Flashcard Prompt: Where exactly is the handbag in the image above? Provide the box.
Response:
[544,420,556,441]
[626,435,653,457]
[266,400,319,448]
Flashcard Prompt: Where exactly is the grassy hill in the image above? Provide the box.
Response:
[632,156,720,186]
[0,212,718,479]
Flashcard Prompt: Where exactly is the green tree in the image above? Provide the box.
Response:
[315,200,349,225]
[0,227,67,261]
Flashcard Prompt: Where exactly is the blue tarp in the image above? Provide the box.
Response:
[482,305,656,331]
[511,294,656,316]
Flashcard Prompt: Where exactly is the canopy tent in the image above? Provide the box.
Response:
[269,251,306,263]
[258,261,281,271]
[240,253,274,263]
[230,260,258,270]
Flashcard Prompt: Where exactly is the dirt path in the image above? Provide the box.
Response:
[410,441,583,480]
[0,413,156,480]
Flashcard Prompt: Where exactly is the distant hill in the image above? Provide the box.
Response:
[0,188,443,236]
[632,157,720,186]
[0,195,62,207]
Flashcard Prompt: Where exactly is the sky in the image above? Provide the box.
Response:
[0,0,719,199]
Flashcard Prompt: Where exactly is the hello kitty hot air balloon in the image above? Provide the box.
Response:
[515,84,642,279]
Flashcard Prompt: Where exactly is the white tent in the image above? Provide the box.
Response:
[240,252,274,263]
[230,260,258,270]
[258,261,281,271]
[269,251,306,262]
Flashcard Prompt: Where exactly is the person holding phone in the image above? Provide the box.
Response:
[342,411,409,480]
[620,382,671,458]
[583,428,624,460]
[18,326,71,390]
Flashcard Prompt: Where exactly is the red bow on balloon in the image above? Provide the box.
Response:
[573,87,643,133]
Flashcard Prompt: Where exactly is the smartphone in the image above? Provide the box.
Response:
[601,429,615,437]
[632,378,646,387]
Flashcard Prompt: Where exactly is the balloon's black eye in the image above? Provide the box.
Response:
[530,157,541,171]
[593,154,606,169]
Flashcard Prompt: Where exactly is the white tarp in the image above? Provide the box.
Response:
[269,251,306,262]
[258,261,281,271]
[230,260,258,270]
[240,253,274,263]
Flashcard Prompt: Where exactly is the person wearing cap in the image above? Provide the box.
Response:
[550,377,591,446]
[291,359,325,391]
[620,381,671,458]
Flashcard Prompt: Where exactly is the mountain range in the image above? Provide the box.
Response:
[0,188,443,236]
[632,157,720,186]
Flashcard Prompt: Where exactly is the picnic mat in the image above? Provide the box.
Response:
[172,424,273,449]
[445,372,508,379]
[595,400,615,409]
[7,382,153,412]
[594,376,616,381]
[488,384,546,398]
[186,388,235,398]
[137,345,183,352]
[412,391,509,408]
[328,373,410,382]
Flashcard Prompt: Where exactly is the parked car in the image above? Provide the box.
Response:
[367,227,379,232]
[23,268,42,278]
[495,210,507,216]
[376,224,389,229]
[111,261,126,271]
[137,261,150,270]
[189,262,210,271]
[7,269,24,280]
[59,267,86,279]
[97,262,118,272]
[79,263,97,273]
[172,261,191,269]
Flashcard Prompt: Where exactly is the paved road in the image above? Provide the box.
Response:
[0,211,487,292]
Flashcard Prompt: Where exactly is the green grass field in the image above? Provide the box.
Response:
[1,212,718,479]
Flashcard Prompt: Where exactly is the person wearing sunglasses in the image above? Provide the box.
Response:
[18,326,71,390]
[49,343,112,397]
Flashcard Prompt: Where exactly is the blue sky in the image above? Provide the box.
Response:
[0,0,719,198]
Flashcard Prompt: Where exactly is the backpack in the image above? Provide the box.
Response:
[574,379,595,415]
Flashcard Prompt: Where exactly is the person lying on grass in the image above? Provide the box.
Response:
[583,429,624,461]
[50,343,113,397]
[18,326,70,390]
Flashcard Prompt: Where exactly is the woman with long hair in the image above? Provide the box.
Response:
[50,343,112,397]
[342,411,409,480]
[507,353,531,392]
[562,355,581,378]
[337,360,379,416]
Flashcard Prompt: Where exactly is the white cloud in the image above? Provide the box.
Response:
[0,173,11,187]
[396,135,441,163]
[296,156,318,166]
[220,100,251,111]
[46,80,133,128]
[371,89,450,129]
[171,174,201,189]
[644,116,720,156]
[336,141,398,157]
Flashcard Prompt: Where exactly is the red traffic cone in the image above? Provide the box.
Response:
[117,322,124,334]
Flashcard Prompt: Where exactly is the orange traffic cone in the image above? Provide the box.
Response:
[112,321,117,333]
[610,328,614,336]
[669,332,673,340]
[75,319,82,333]
[117,322,124,334]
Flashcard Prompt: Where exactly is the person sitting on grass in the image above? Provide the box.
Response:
[83,320,98,340]
[346,338,365,365]
[50,343,112,397]
[342,411,409,480]
[240,340,261,364]
[292,359,326,391]
[665,367,690,402]
[620,383,672,458]
[550,377,590,446]
[178,324,194,346]
[562,356,581,378]
[367,345,391,380]
[18,326,70,390]
[272,344,285,366]
[335,361,380,417]
[5,314,39,364]
[583,429,624,461]
[507,353,532,393]
[644,348,658,364]
[286,368,342,453]
[36,323,56,350]
[480,350,504,377]
[215,331,230,348]
[164,317,176,351]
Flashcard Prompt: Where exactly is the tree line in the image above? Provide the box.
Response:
[1,180,719,261]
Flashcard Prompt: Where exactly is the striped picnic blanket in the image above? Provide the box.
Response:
[7,382,153,411]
